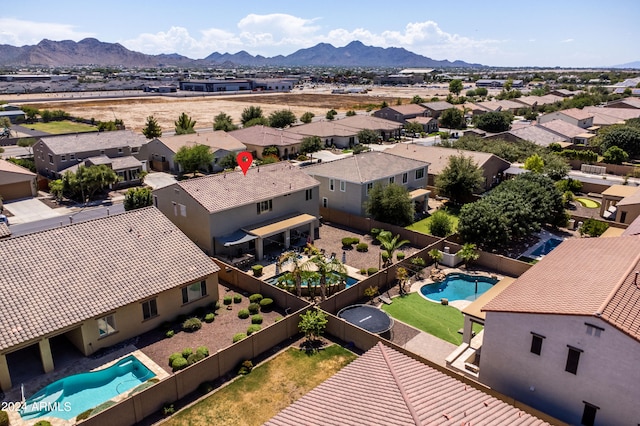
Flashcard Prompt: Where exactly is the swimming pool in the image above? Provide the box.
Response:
[266,271,359,287]
[530,237,563,257]
[20,355,155,420]
[420,273,498,302]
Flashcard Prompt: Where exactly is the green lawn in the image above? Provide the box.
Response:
[406,210,459,235]
[575,197,600,209]
[164,345,356,426]
[382,293,481,345]
[23,121,98,134]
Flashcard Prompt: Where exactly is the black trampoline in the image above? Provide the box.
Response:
[337,304,394,334]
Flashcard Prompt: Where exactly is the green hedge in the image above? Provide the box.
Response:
[238,309,250,319]
[249,293,264,303]
[233,333,247,343]
[251,314,263,324]
[248,302,260,314]
[251,264,263,277]
[223,295,233,305]
[260,298,274,312]
[204,313,215,323]
[182,317,202,332]
[356,243,368,252]
[247,324,262,335]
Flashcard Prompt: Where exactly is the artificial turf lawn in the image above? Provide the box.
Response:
[406,212,459,235]
[25,121,98,134]
[164,345,356,426]
[382,292,481,345]
[575,197,600,209]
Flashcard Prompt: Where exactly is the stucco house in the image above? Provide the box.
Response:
[0,207,220,391]
[336,114,403,141]
[479,236,640,425]
[152,162,320,261]
[372,104,428,123]
[229,126,304,159]
[420,100,454,119]
[385,144,510,191]
[537,108,595,129]
[486,124,571,148]
[141,132,246,173]
[599,184,640,224]
[538,119,596,145]
[303,151,429,216]
[0,158,37,201]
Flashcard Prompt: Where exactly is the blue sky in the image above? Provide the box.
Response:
[1,0,638,67]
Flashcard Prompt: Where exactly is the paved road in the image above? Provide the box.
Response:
[9,203,125,237]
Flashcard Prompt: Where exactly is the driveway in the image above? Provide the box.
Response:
[3,198,62,224]
[144,172,177,189]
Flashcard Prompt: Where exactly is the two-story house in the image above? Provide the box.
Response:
[538,108,595,129]
[372,104,428,124]
[152,162,320,260]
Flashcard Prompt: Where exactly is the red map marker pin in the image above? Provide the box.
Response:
[236,151,253,175]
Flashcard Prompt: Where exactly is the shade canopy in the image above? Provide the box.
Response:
[218,230,258,247]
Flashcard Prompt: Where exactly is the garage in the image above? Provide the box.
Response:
[0,159,37,201]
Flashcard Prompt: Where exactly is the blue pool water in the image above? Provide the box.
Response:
[531,238,563,257]
[266,271,359,287]
[420,273,498,302]
[20,355,155,420]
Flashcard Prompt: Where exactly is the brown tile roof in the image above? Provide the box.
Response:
[229,125,304,147]
[505,125,569,146]
[304,151,429,183]
[265,342,551,426]
[0,207,219,352]
[381,104,427,116]
[558,108,594,120]
[385,145,508,175]
[421,101,454,111]
[0,159,36,176]
[622,215,640,236]
[483,236,640,340]
[287,121,358,138]
[155,132,246,154]
[583,106,640,121]
[513,97,539,107]
[616,186,640,207]
[170,162,319,213]
[337,114,403,130]
[538,119,586,139]
[39,130,147,155]
[0,222,10,238]
[475,101,503,112]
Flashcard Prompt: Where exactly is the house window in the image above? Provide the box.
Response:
[305,189,313,200]
[48,154,53,164]
[620,211,627,222]
[389,176,395,184]
[118,148,123,154]
[416,168,425,179]
[530,333,545,355]
[329,179,335,191]
[581,402,598,426]
[97,314,117,337]
[132,147,139,153]
[322,197,328,208]
[182,280,207,304]
[366,182,373,195]
[142,298,158,320]
[340,180,346,192]
[61,155,66,162]
[585,323,604,337]
[100,150,105,155]
[257,199,273,214]
[69,153,75,161]
[565,346,583,375]
[402,172,408,184]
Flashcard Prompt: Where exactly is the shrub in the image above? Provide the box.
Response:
[196,346,210,357]
[429,210,453,237]
[233,294,243,304]
[171,356,188,371]
[204,313,215,323]
[248,302,260,314]
[168,352,183,366]
[580,218,609,237]
[251,264,263,277]
[238,309,250,319]
[162,402,175,416]
[182,317,202,332]
[247,324,262,335]
[367,267,379,275]
[76,409,93,421]
[223,295,233,305]
[411,257,426,267]
[238,360,253,375]
[34,421,52,426]
[249,293,264,303]
[381,252,390,262]
[342,237,354,248]
[187,351,206,365]
[359,268,367,274]
[356,243,368,252]
[233,333,247,343]
[165,330,175,338]
[182,347,193,358]
[251,314,263,324]
[260,298,274,312]
[396,252,405,260]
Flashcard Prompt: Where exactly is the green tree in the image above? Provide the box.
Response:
[429,210,453,237]
[0,117,11,128]
[579,218,609,237]
[213,112,238,131]
[298,309,328,345]
[473,111,512,133]
[603,146,629,164]
[411,95,424,104]
[458,243,479,268]
[435,154,484,205]
[268,109,297,128]
[326,109,338,121]
[404,121,424,135]
[365,182,415,226]
[458,198,510,248]
[279,251,314,297]
[357,128,380,144]
[376,231,409,267]
[310,255,347,301]
[439,108,466,130]
[17,137,36,156]
[241,106,264,126]
[49,179,64,202]
[75,165,119,201]
[599,126,640,157]
[219,152,238,170]
[449,79,464,96]
[380,101,389,108]
[142,115,162,139]
[244,117,270,127]
[174,144,213,177]
[174,112,196,135]
[300,111,315,123]
[428,248,443,268]
[541,153,569,180]
[300,136,323,154]
[21,106,39,123]
[124,187,153,211]
[345,110,357,116]
[262,145,280,158]
[475,87,488,97]
[524,153,544,173]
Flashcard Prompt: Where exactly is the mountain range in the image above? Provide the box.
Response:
[0,38,483,68]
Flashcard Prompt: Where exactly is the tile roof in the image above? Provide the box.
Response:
[606,98,640,109]
[483,236,640,341]
[0,222,10,238]
[474,101,502,112]
[496,100,523,110]
[622,215,640,236]
[385,145,507,175]
[169,162,320,213]
[229,125,304,147]
[616,186,640,207]
[380,104,427,116]
[421,101,454,111]
[0,207,219,352]
[513,97,539,107]
[538,119,587,139]
[265,342,551,426]
[504,125,569,146]
[337,114,403,130]
[558,108,594,120]
[287,120,359,138]
[582,106,640,121]
[304,151,429,183]
[155,131,246,154]
[0,159,36,176]
[39,130,147,155]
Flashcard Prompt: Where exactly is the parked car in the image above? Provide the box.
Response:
[0,214,9,226]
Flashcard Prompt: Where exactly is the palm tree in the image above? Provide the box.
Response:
[377,231,409,268]
[428,248,443,269]
[458,243,480,269]
[311,255,347,301]
[278,251,313,297]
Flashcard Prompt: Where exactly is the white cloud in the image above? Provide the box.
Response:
[0,18,93,46]
[561,38,574,43]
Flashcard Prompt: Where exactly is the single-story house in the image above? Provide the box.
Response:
[303,151,429,216]
[604,98,640,110]
[599,184,640,224]
[405,116,439,133]
[0,158,37,201]
[336,115,403,141]
[372,104,428,123]
[287,121,360,149]
[538,119,596,145]
[60,155,144,188]
[229,126,305,159]
[538,108,594,129]
[0,110,26,123]
[486,124,571,148]
[0,207,220,391]
[153,162,320,260]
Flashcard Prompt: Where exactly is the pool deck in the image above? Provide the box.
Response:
[4,348,168,426]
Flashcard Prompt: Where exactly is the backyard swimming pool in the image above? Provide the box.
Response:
[530,237,564,257]
[20,355,155,420]
[420,273,498,302]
